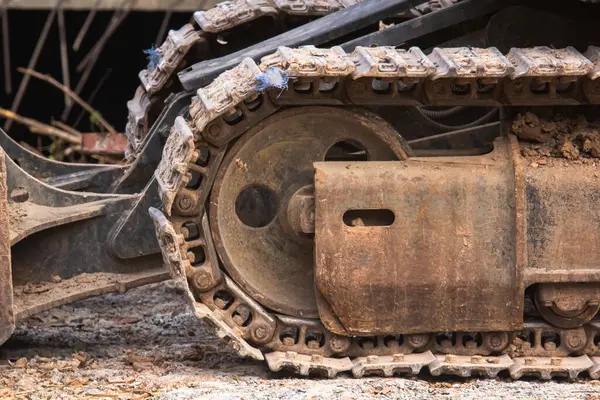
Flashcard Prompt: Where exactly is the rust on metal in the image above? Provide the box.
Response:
[314,139,522,335]
[81,132,128,155]
[209,107,405,318]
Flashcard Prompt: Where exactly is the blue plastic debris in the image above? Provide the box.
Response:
[255,67,290,97]
[144,45,162,71]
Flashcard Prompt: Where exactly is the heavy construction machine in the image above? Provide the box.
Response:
[3,0,600,380]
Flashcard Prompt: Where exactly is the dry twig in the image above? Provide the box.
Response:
[74,68,112,128]
[57,3,72,107]
[64,0,135,120]
[73,0,102,51]
[0,108,81,144]
[51,120,83,137]
[3,0,65,132]
[18,68,118,136]
[155,0,185,46]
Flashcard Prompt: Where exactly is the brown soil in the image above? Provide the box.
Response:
[512,112,600,163]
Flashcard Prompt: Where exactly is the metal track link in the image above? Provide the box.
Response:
[429,354,513,378]
[124,0,361,158]
[266,351,353,378]
[509,356,594,380]
[352,352,436,377]
[150,43,600,380]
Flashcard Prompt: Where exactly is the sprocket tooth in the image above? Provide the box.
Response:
[509,356,593,380]
[350,46,435,79]
[194,302,264,360]
[154,117,196,214]
[193,0,278,33]
[265,351,353,378]
[189,58,263,133]
[351,351,436,378]
[259,45,355,77]
[125,86,151,157]
[428,354,513,378]
[428,47,513,79]
[507,46,593,79]
[139,24,201,95]
[148,207,190,280]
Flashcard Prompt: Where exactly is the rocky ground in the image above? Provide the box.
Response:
[1,281,600,399]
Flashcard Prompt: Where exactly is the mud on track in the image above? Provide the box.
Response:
[2,281,600,399]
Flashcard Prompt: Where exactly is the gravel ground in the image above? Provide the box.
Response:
[1,281,600,399]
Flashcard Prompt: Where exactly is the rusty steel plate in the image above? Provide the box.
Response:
[314,142,524,335]
[210,106,407,318]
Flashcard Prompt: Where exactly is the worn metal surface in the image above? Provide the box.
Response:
[314,139,521,335]
[144,23,600,376]
[13,269,168,321]
[138,24,202,95]
[125,0,358,159]
[80,133,128,155]
[523,150,600,284]
[6,1,600,381]
[265,351,353,378]
[352,352,436,377]
[534,283,600,328]
[509,355,593,380]
[0,148,14,346]
[209,107,406,318]
[0,128,126,192]
[429,354,513,378]
[6,0,220,10]
[179,0,425,89]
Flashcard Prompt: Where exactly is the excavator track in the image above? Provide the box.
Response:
[123,0,463,159]
[124,0,367,159]
[148,44,600,379]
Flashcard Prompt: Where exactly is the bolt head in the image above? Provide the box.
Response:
[551,357,562,366]
[254,326,267,339]
[193,270,215,291]
[329,336,351,353]
[566,333,584,350]
[488,333,507,350]
[177,195,194,211]
[409,334,428,348]
[207,124,221,138]
[251,324,273,344]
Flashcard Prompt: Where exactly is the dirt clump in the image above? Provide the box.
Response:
[512,112,600,162]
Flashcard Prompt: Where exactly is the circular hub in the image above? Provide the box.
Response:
[210,107,407,317]
[534,284,600,329]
